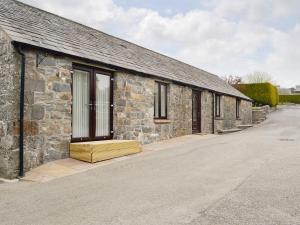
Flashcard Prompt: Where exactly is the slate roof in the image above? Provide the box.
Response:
[0,0,250,100]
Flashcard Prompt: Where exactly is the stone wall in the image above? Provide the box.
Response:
[201,91,213,133]
[215,96,253,132]
[21,49,72,175]
[0,28,20,178]
[169,84,192,137]
[0,45,253,178]
[113,72,192,144]
[252,105,270,124]
[113,72,155,144]
[238,100,253,125]
[1,48,194,177]
[222,95,238,129]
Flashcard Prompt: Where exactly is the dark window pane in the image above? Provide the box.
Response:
[160,84,167,117]
[154,83,159,118]
[215,95,221,117]
[154,82,168,119]
[236,99,240,118]
[193,94,198,122]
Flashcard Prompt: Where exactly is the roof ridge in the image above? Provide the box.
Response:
[11,0,219,78]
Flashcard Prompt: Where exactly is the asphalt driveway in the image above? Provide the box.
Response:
[0,105,300,225]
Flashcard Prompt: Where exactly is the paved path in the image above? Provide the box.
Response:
[0,105,300,225]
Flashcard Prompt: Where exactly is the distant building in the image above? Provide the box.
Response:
[278,87,292,95]
[294,86,300,93]
[277,86,300,95]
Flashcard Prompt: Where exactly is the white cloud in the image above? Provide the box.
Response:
[265,25,300,85]
[213,0,300,21]
[271,0,300,18]
[20,0,300,87]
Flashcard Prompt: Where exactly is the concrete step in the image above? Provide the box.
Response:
[70,140,142,163]
[217,128,242,134]
[253,120,264,124]
[237,124,253,129]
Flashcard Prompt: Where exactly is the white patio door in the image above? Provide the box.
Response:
[72,65,113,142]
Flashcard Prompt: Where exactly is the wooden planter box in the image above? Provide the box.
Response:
[70,140,142,163]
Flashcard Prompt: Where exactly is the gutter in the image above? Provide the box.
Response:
[16,45,25,178]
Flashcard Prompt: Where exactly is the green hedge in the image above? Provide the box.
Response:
[235,83,278,107]
[279,95,300,104]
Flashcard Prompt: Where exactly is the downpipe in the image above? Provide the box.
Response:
[16,45,25,178]
[212,92,215,134]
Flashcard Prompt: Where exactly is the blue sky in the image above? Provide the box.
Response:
[20,0,300,87]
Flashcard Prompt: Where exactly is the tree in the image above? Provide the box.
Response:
[222,75,243,86]
[244,71,274,84]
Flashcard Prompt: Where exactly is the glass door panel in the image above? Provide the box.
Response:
[72,69,90,138]
[95,73,110,137]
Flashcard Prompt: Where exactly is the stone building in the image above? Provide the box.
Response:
[0,0,252,179]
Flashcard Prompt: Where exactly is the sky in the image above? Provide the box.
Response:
[19,0,300,87]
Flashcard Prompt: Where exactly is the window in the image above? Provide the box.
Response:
[215,94,221,118]
[154,82,168,119]
[236,99,241,119]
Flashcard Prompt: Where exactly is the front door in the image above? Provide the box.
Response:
[192,91,201,133]
[71,65,113,142]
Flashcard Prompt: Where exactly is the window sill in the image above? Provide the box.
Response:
[154,119,171,124]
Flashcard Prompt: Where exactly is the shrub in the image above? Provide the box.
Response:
[279,95,300,104]
[235,83,278,107]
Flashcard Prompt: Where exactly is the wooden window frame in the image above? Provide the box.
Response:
[154,81,168,119]
[236,99,241,119]
[215,94,221,118]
